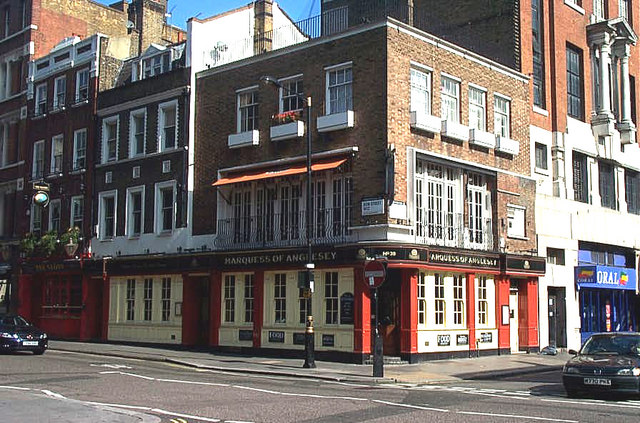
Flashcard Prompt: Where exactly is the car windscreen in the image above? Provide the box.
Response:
[13,316,30,326]
[581,335,640,356]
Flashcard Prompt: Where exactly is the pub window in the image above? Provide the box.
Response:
[417,272,426,326]
[275,273,286,323]
[325,272,338,324]
[434,273,445,325]
[224,275,235,323]
[477,276,488,325]
[453,275,465,325]
[126,279,135,321]
[244,274,254,323]
[143,278,153,321]
[161,277,171,321]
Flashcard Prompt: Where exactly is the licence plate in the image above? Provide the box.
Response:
[584,377,611,386]
[22,341,38,346]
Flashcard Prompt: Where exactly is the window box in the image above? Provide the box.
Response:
[441,119,469,142]
[270,120,304,141]
[469,128,496,149]
[317,110,354,133]
[228,130,259,148]
[410,111,440,133]
[496,135,519,155]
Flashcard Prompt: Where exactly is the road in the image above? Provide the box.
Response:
[1,350,640,422]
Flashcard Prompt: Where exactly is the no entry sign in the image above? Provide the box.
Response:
[364,260,386,288]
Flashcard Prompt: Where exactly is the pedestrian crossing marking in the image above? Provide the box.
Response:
[170,419,188,423]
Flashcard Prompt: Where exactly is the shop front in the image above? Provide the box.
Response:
[576,265,638,344]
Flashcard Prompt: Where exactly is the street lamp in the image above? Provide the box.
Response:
[260,75,316,369]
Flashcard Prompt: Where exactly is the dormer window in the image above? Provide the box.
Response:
[142,52,170,79]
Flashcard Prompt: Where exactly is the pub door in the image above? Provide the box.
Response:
[376,269,402,356]
[195,276,210,346]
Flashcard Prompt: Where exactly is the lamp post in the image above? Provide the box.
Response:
[260,75,316,368]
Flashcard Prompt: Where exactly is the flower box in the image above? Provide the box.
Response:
[270,120,305,141]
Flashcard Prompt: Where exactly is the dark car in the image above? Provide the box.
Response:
[563,332,640,397]
[0,315,48,355]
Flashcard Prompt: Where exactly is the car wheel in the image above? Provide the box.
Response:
[32,348,45,355]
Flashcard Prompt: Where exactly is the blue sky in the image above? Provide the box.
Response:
[100,1,321,29]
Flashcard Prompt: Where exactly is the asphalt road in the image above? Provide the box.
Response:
[1,350,640,422]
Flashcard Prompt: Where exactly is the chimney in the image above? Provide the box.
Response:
[254,0,273,55]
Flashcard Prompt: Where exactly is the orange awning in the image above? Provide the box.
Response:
[212,158,347,187]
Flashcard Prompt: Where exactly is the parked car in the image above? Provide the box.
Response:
[0,315,48,355]
[562,332,640,397]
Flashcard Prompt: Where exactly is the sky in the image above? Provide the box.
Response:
[101,1,321,29]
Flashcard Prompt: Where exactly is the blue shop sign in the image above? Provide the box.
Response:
[575,265,637,291]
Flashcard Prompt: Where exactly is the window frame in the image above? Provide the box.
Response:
[32,139,44,179]
[154,180,176,234]
[477,276,489,326]
[236,87,259,133]
[75,68,89,103]
[434,273,445,326]
[126,279,135,321]
[566,44,584,120]
[453,274,466,326]
[73,129,87,171]
[224,274,236,323]
[161,277,171,322]
[31,203,42,235]
[50,134,63,175]
[324,271,339,325]
[126,185,145,238]
[535,142,548,170]
[53,76,66,110]
[573,151,589,203]
[494,94,511,138]
[417,272,427,327]
[48,198,61,233]
[468,85,487,131]
[506,204,526,238]
[129,108,146,157]
[274,273,287,324]
[325,63,353,115]
[244,274,254,324]
[102,116,119,163]
[625,169,640,215]
[70,195,83,230]
[410,66,432,116]
[143,278,153,321]
[278,75,304,113]
[440,74,461,123]
[98,190,117,240]
[35,83,47,116]
[599,160,617,210]
[158,100,177,151]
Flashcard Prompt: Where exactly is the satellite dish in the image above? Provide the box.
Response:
[126,20,135,29]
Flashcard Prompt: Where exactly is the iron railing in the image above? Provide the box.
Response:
[215,209,356,250]
[415,213,494,251]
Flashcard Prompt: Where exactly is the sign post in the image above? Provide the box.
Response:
[364,260,386,378]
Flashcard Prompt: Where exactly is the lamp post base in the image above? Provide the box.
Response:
[303,315,316,369]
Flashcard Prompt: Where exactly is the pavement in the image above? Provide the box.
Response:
[48,340,570,385]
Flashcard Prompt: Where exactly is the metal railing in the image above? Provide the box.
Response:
[215,209,355,250]
[415,213,494,251]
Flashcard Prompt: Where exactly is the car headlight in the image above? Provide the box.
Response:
[0,332,18,339]
[40,333,47,339]
[617,368,640,376]
[563,365,580,374]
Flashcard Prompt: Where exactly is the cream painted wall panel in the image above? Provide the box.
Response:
[108,324,182,344]
[219,326,252,345]
[417,329,471,353]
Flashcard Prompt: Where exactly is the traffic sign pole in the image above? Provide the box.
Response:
[364,260,386,378]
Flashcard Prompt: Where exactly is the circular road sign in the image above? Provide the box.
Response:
[364,260,386,288]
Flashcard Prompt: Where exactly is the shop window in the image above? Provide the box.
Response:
[224,275,235,323]
[143,278,153,321]
[42,276,82,317]
[417,272,426,326]
[275,273,286,324]
[453,275,465,325]
[244,274,254,323]
[546,247,566,265]
[324,272,338,324]
[126,279,135,321]
[434,273,445,325]
[161,277,171,321]
[477,276,488,325]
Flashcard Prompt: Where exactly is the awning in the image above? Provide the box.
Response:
[212,157,347,187]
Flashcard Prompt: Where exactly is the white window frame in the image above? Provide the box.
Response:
[73,129,87,171]
[440,75,460,123]
[70,195,83,230]
[35,83,47,116]
[98,190,117,240]
[410,67,432,116]
[475,275,494,328]
[129,108,146,157]
[468,85,487,131]
[278,75,304,113]
[619,0,630,21]
[325,63,353,115]
[274,273,287,324]
[243,274,255,324]
[224,274,236,323]
[142,52,170,79]
[50,134,63,174]
[324,271,339,325]
[75,68,89,103]
[452,274,466,327]
[126,185,145,238]
[236,87,259,133]
[154,180,176,234]
[158,100,177,151]
[53,76,66,110]
[32,139,44,179]
[0,122,6,168]
[102,116,119,163]
[48,198,61,233]
[507,203,526,238]
[494,94,511,138]
[417,272,427,327]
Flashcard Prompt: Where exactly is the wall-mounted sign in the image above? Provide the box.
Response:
[429,250,499,269]
[437,334,451,346]
[223,250,338,267]
[504,256,546,274]
[362,198,385,216]
[268,331,285,343]
[293,332,305,345]
[239,330,253,341]
[456,334,469,346]
[322,334,335,347]
[340,293,354,324]
[575,265,637,291]
[480,332,493,343]
[389,201,407,219]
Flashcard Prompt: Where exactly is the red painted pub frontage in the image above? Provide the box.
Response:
[17,245,544,363]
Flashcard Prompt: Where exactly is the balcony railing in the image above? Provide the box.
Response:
[215,209,356,250]
[415,213,494,251]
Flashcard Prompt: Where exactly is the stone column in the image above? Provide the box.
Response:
[615,42,636,143]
